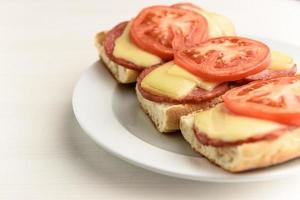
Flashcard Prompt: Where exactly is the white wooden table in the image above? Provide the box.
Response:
[1,0,300,199]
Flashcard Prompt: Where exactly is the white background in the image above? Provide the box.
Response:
[1,0,300,199]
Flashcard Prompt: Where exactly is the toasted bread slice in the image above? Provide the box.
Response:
[136,86,223,133]
[95,32,138,84]
[180,113,300,172]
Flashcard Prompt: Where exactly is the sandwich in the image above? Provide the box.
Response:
[95,3,235,83]
[136,36,296,132]
[180,76,300,172]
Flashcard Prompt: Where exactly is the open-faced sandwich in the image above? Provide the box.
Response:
[95,3,235,83]
[180,76,300,172]
[93,2,300,173]
[136,36,296,132]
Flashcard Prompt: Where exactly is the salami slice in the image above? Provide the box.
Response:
[103,21,145,71]
[244,65,297,82]
[193,125,294,147]
[137,66,231,104]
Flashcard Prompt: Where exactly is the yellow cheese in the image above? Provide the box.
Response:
[178,6,235,37]
[141,62,220,99]
[167,65,221,91]
[207,12,236,37]
[269,50,295,70]
[141,62,196,98]
[113,22,162,68]
[194,103,285,142]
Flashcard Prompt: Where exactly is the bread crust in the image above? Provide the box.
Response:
[136,86,223,133]
[180,113,300,172]
[95,31,138,84]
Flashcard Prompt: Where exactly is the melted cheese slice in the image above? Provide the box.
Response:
[141,62,220,99]
[113,22,162,68]
[194,103,285,142]
[178,5,235,37]
[269,50,295,70]
[167,65,221,91]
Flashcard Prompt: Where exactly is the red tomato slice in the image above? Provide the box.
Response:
[174,36,271,81]
[171,2,203,10]
[224,76,300,126]
[130,6,208,60]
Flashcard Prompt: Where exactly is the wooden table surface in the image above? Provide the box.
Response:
[1,0,300,199]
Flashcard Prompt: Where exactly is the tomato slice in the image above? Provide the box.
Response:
[174,36,271,81]
[171,2,203,10]
[224,76,300,126]
[131,6,208,60]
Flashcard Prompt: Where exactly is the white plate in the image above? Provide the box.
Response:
[72,38,300,182]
